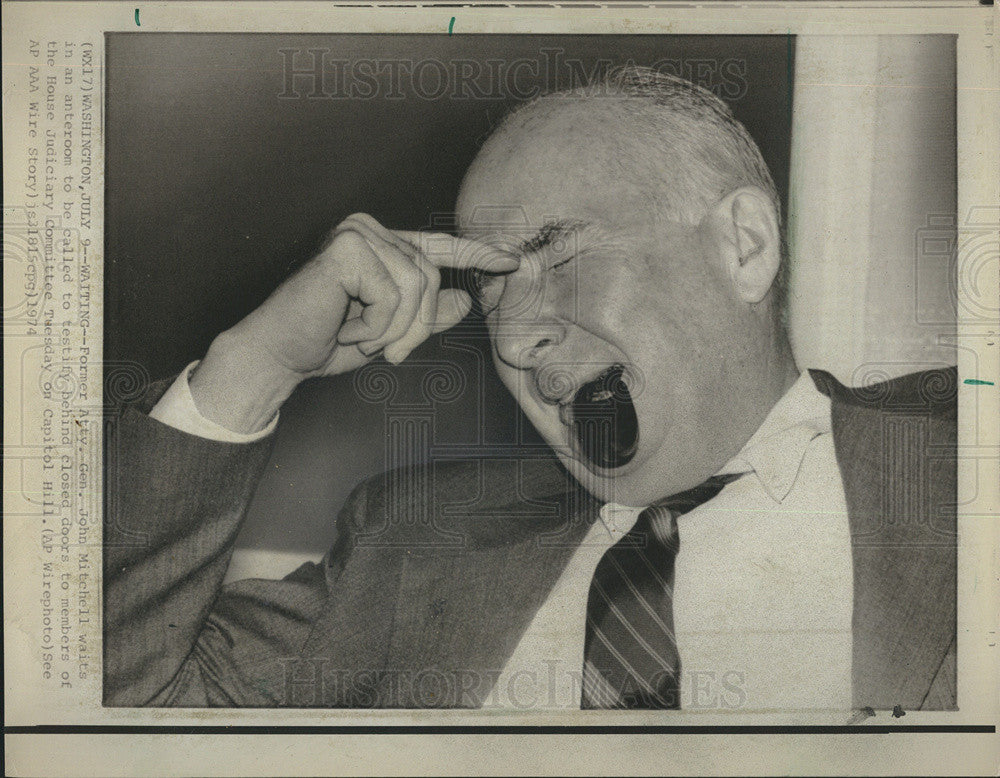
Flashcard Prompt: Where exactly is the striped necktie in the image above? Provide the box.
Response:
[581,473,743,709]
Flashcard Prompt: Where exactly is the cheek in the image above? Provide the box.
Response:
[552,262,643,339]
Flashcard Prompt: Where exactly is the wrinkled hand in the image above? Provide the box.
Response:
[190,213,517,432]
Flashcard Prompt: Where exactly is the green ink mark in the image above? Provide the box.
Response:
[135,8,140,25]
[449,17,455,35]
[964,379,995,386]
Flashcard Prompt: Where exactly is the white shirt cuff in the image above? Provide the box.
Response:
[148,360,279,443]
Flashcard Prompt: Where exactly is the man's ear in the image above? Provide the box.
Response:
[710,187,781,304]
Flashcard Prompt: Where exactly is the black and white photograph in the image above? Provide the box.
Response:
[3,2,998,775]
[102,31,959,712]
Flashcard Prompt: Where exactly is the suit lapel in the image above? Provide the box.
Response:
[381,510,595,707]
[300,459,599,707]
[810,368,957,710]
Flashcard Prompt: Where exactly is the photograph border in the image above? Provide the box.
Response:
[3,1,997,775]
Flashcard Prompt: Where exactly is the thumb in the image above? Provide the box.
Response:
[430,289,473,334]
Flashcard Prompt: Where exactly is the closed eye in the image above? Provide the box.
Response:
[469,268,506,314]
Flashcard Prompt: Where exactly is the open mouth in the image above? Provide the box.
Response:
[560,364,639,471]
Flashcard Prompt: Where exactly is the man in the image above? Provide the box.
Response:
[105,67,956,711]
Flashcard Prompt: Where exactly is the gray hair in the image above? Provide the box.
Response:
[498,65,788,314]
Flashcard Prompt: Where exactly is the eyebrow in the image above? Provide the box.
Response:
[518,219,590,255]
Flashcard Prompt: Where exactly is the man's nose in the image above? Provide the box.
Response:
[493,317,566,369]
[490,259,567,369]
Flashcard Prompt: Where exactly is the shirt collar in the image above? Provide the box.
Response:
[598,503,644,540]
[598,372,833,533]
[715,371,833,503]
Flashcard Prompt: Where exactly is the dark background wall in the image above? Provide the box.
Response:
[106,33,793,554]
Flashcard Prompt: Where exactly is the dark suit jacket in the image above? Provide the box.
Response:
[104,368,957,710]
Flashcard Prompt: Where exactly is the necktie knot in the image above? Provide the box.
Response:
[648,472,745,516]
[634,472,744,551]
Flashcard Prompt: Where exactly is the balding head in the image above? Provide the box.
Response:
[500,68,778,220]
[460,66,787,313]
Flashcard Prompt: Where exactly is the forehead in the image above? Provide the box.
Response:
[456,98,659,240]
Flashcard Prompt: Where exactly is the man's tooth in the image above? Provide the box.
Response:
[591,388,613,403]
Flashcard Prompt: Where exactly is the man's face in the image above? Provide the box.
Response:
[457,102,766,506]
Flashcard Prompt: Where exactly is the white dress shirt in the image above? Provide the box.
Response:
[151,368,852,712]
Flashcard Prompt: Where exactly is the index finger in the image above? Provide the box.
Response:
[393,230,520,272]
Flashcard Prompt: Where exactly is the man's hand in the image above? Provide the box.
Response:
[189,213,518,433]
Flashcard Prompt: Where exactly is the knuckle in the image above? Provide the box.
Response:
[384,284,402,305]
[424,268,440,293]
[332,228,369,256]
[412,255,436,284]
[421,265,441,293]
[417,265,432,290]
[403,264,425,292]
